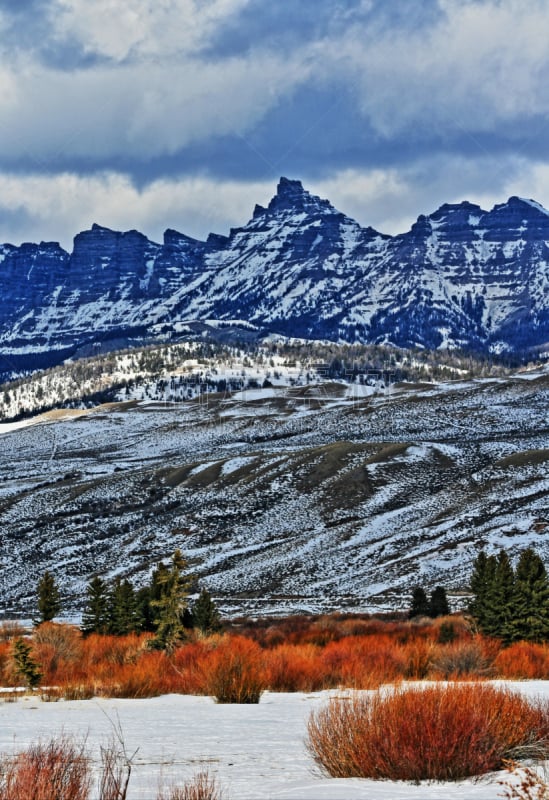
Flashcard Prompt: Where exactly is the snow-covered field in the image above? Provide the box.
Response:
[1,684,547,799]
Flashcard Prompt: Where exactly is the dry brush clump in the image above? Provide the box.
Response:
[307,683,549,782]
[202,635,265,703]
[495,642,549,680]
[500,763,549,800]
[0,736,91,800]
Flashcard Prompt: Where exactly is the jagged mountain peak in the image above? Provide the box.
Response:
[429,200,484,223]
[266,176,336,216]
[0,178,548,381]
[500,195,549,215]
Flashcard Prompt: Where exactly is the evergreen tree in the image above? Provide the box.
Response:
[135,585,155,633]
[483,550,515,640]
[81,576,109,635]
[108,577,138,636]
[468,550,497,633]
[12,637,41,688]
[192,588,222,636]
[507,548,549,643]
[135,562,169,634]
[429,586,450,618]
[36,570,61,624]
[151,550,193,651]
[408,586,430,619]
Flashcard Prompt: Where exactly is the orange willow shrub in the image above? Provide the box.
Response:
[0,736,91,800]
[94,651,181,698]
[495,641,549,680]
[320,635,407,688]
[0,614,505,700]
[171,639,218,694]
[307,684,549,782]
[201,635,265,703]
[52,633,155,698]
[0,640,13,685]
[81,633,148,666]
[33,623,83,684]
[263,643,325,692]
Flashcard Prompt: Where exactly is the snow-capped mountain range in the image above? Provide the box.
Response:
[2,177,549,380]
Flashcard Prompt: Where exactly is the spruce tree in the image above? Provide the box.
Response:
[136,585,155,633]
[192,587,222,635]
[12,637,41,688]
[507,548,549,643]
[135,562,169,634]
[408,586,430,619]
[108,578,138,636]
[428,586,450,618]
[36,570,61,624]
[81,576,109,635]
[151,550,193,651]
[468,551,497,633]
[483,550,515,640]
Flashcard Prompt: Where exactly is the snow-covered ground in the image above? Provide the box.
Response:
[1,367,548,616]
[0,684,546,799]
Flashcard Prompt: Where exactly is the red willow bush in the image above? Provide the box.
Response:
[4,615,545,699]
[307,683,549,781]
[201,635,265,703]
[495,641,549,680]
[0,737,91,800]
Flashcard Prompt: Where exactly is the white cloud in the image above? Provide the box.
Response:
[324,0,549,137]
[0,171,275,248]
[3,157,549,252]
[52,0,252,61]
[312,156,549,235]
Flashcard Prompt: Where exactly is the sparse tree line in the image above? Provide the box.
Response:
[2,337,534,422]
[33,544,549,660]
[35,550,221,651]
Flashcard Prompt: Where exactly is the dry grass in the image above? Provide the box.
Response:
[157,770,225,800]
[500,762,549,800]
[307,683,549,781]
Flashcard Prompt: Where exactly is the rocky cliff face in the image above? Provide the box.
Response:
[1,178,548,379]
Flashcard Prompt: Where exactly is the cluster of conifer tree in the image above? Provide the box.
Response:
[469,547,549,643]
[408,585,450,619]
[36,550,222,651]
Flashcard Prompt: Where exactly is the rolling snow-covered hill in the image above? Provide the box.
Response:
[1,362,547,617]
[1,178,549,381]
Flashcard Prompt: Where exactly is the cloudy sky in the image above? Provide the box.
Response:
[1,0,549,249]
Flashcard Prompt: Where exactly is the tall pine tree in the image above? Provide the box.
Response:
[36,570,61,624]
[408,587,430,619]
[108,578,139,635]
[151,550,193,651]
[81,576,109,635]
[429,586,450,618]
[483,550,515,640]
[506,548,549,643]
[468,550,497,633]
[192,587,222,635]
